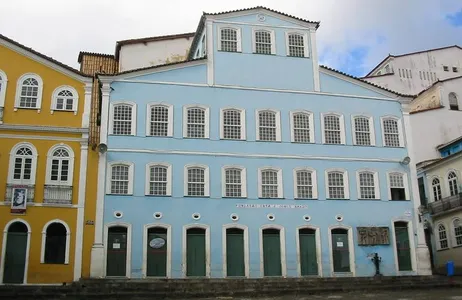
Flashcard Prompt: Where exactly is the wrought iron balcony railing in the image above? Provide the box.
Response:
[428,193,462,216]
[43,185,73,205]
[5,184,35,203]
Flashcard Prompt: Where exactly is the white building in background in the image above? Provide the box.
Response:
[363,46,462,95]
[115,32,195,72]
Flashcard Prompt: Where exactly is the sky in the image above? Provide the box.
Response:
[1,0,462,77]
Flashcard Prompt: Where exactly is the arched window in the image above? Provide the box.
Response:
[448,171,459,196]
[46,146,74,186]
[15,74,43,109]
[357,171,379,200]
[183,106,209,138]
[322,113,345,144]
[107,162,134,195]
[326,170,349,199]
[110,102,136,135]
[147,104,173,137]
[254,30,274,55]
[8,143,38,185]
[42,221,69,264]
[221,108,245,140]
[222,166,247,198]
[353,116,375,146]
[257,110,281,141]
[449,92,459,111]
[259,168,283,198]
[287,33,306,57]
[185,165,210,197]
[382,117,402,147]
[453,219,462,247]
[51,86,78,113]
[432,178,442,201]
[291,111,313,143]
[437,224,448,250]
[294,168,317,199]
[219,28,240,52]
[146,163,172,196]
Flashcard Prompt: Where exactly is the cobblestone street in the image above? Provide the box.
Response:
[203,289,462,300]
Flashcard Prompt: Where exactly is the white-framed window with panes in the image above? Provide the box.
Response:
[436,223,449,250]
[145,162,172,196]
[0,69,8,111]
[285,32,309,58]
[184,164,210,197]
[146,103,173,137]
[222,165,247,198]
[432,177,442,201]
[453,218,462,247]
[325,169,349,199]
[252,28,276,55]
[387,171,409,200]
[45,144,74,186]
[381,116,404,147]
[256,109,281,142]
[106,161,134,195]
[321,113,345,144]
[356,169,380,200]
[290,110,314,143]
[15,73,43,109]
[220,108,246,140]
[258,167,283,198]
[109,102,137,136]
[293,167,317,199]
[217,25,242,52]
[8,142,38,185]
[51,86,79,114]
[351,115,375,146]
[447,171,459,196]
[183,105,209,139]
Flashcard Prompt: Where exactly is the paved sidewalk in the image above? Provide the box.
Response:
[203,288,462,300]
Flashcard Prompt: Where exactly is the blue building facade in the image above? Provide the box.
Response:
[90,7,430,278]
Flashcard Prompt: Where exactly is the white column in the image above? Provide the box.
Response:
[309,27,320,92]
[82,84,93,128]
[206,20,214,86]
[90,83,111,278]
[402,104,432,275]
[73,139,89,281]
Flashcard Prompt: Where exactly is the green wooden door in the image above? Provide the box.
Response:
[395,222,412,271]
[147,228,167,277]
[106,227,128,277]
[332,229,350,273]
[186,228,206,277]
[262,229,282,276]
[299,229,318,276]
[226,228,245,277]
[3,222,28,284]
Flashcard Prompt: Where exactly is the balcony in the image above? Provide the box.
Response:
[5,184,35,202]
[43,185,73,205]
[428,193,462,216]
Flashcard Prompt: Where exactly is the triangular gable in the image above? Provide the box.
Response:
[219,12,309,28]
[320,67,406,99]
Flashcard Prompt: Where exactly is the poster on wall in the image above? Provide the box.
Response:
[11,187,27,214]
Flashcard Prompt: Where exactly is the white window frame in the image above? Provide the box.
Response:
[285,31,309,58]
[321,113,346,145]
[217,25,242,52]
[380,116,404,148]
[51,86,79,115]
[0,69,8,109]
[258,167,283,198]
[356,169,380,200]
[184,164,210,197]
[145,103,173,137]
[40,219,70,264]
[435,222,449,250]
[109,101,137,136]
[7,142,38,185]
[386,171,410,200]
[293,167,318,199]
[351,115,375,146]
[252,28,276,55]
[255,109,281,142]
[14,73,43,110]
[290,110,314,143]
[183,105,210,139]
[45,144,75,186]
[221,165,247,198]
[220,107,246,140]
[447,170,460,197]
[325,168,350,199]
[452,218,462,247]
[431,176,443,202]
[106,161,135,195]
[145,162,172,196]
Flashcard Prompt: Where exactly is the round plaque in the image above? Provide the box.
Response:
[149,238,165,249]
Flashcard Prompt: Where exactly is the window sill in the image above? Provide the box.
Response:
[286,55,309,59]
[383,145,405,148]
[451,244,462,249]
[41,262,68,265]
[358,198,381,201]
[220,138,246,141]
[145,194,172,197]
[109,134,136,136]
[106,193,133,196]
[389,199,410,201]
[291,141,314,144]
[253,52,276,56]
[183,137,210,139]
[258,197,285,200]
[145,135,173,138]
[326,198,350,200]
[295,198,317,200]
[222,196,248,199]
[184,195,210,198]
[14,107,40,111]
[352,144,376,147]
[218,50,242,54]
[256,140,281,143]
[437,247,450,252]
[323,143,346,145]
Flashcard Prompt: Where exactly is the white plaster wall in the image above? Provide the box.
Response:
[364,47,462,95]
[119,37,193,72]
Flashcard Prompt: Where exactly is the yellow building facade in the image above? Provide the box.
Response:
[0,34,97,283]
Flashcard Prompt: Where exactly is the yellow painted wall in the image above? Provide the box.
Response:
[0,45,86,128]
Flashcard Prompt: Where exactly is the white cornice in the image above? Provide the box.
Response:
[0,133,86,142]
[0,124,88,133]
[0,38,92,84]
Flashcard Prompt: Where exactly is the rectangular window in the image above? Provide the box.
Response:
[149,106,169,136]
[187,168,205,196]
[261,170,279,198]
[324,115,342,144]
[224,168,242,197]
[453,67,458,73]
[255,30,272,55]
[419,71,422,80]
[112,105,133,135]
[327,172,345,199]
[288,33,305,57]
[292,112,311,143]
[258,111,277,141]
[383,118,401,147]
[186,108,206,138]
[354,117,371,146]
[111,165,129,195]
[220,28,238,52]
[223,109,242,140]
[149,166,168,196]
[296,171,313,199]
[359,172,376,199]
[443,66,449,71]
[390,173,406,200]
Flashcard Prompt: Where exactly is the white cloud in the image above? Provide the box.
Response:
[0,0,461,76]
